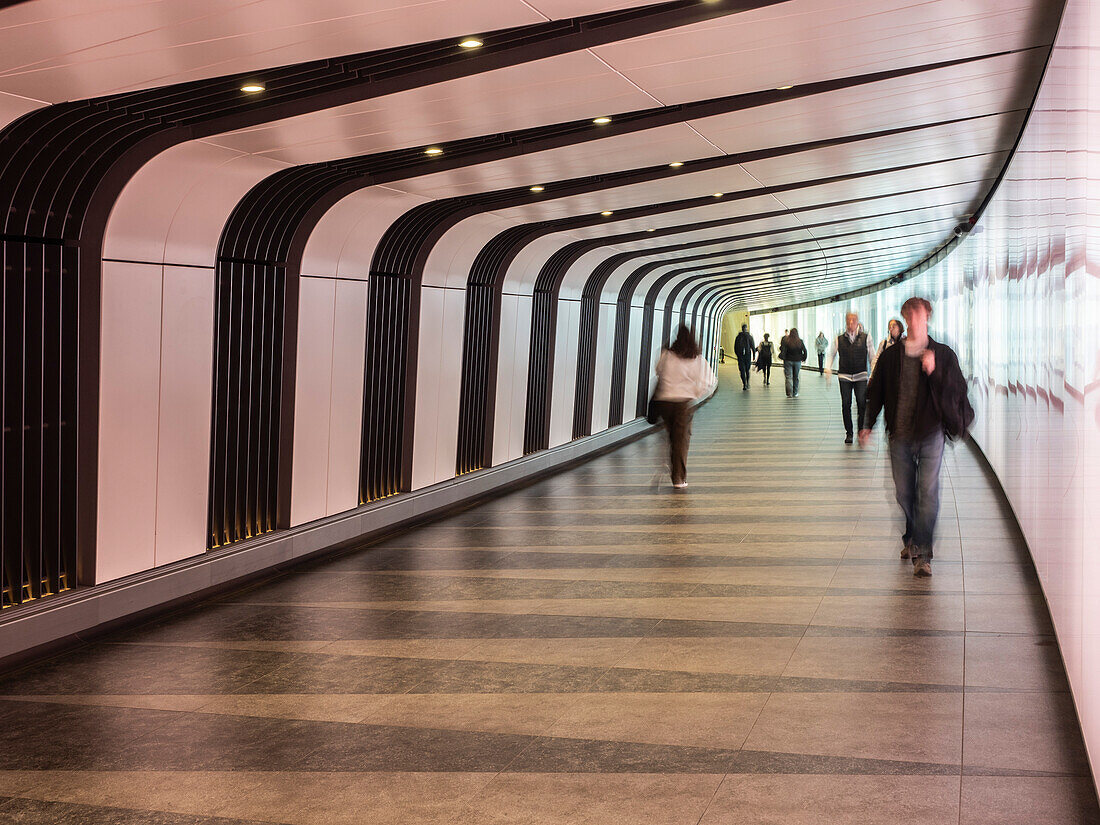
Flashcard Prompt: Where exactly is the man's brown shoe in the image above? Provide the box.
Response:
[913,560,932,577]
[900,544,912,560]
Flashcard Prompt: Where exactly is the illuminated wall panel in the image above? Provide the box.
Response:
[755,0,1100,771]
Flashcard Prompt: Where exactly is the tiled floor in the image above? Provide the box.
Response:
[0,365,1096,824]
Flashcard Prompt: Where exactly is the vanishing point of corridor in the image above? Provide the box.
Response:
[0,366,1092,824]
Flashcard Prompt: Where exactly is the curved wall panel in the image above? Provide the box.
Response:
[753,0,1100,769]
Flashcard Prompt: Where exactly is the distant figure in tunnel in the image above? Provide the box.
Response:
[654,325,717,489]
[755,333,774,386]
[779,328,807,397]
[733,323,756,390]
[825,312,876,444]
[815,331,828,371]
[861,298,972,577]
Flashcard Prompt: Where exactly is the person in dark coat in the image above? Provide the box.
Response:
[861,298,972,577]
[778,328,808,397]
[754,333,774,386]
[733,323,756,390]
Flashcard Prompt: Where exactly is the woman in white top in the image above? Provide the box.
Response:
[653,325,718,488]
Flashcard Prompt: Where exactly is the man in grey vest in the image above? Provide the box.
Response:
[825,312,876,444]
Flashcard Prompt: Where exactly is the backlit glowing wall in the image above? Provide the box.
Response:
[754,0,1100,772]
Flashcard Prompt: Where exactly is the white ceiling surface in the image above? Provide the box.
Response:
[0,0,670,101]
[8,0,1053,309]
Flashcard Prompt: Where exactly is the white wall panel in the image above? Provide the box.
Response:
[96,262,162,583]
[493,294,534,466]
[548,299,581,448]
[411,287,446,490]
[326,280,369,514]
[432,288,466,482]
[623,305,646,422]
[153,265,215,567]
[105,142,283,267]
[289,278,336,527]
[422,213,514,289]
[590,302,617,433]
[302,186,426,279]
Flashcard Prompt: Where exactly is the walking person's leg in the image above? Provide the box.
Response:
[670,402,692,487]
[738,357,750,389]
[762,363,771,385]
[784,362,794,397]
[910,431,945,575]
[818,352,824,371]
[889,437,919,561]
[839,379,854,439]
[792,361,801,395]
[854,379,868,431]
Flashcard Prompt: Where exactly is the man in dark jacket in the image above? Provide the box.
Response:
[859,297,970,577]
[733,324,756,391]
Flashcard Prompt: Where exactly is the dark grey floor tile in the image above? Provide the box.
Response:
[0,798,263,825]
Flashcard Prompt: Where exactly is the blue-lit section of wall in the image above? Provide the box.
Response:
[754,0,1100,771]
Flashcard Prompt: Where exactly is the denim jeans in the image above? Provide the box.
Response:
[783,361,801,396]
[817,352,824,371]
[839,379,868,436]
[888,430,946,559]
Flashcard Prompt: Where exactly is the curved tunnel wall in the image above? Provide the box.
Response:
[751,0,1100,770]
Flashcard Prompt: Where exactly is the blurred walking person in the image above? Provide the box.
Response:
[861,298,973,577]
[871,318,905,374]
[825,312,876,444]
[733,323,756,390]
[755,333,774,386]
[815,331,828,371]
[653,325,717,489]
[779,327,807,397]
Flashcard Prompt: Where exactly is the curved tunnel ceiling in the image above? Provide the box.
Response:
[0,0,1059,316]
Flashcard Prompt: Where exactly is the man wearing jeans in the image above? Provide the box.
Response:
[860,297,969,577]
[825,312,876,444]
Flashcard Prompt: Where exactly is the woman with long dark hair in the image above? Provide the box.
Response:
[779,327,808,397]
[653,325,717,488]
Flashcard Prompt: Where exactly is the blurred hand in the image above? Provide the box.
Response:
[824,368,833,384]
[858,429,872,447]
[921,349,936,375]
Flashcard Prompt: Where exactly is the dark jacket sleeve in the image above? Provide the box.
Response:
[865,360,885,431]
[927,342,970,431]
[798,344,807,362]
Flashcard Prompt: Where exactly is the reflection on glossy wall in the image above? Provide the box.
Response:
[754,0,1100,775]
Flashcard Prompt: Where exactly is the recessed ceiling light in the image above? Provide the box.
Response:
[669,161,684,168]
[240,82,265,93]
[713,192,724,198]
[424,147,444,156]
[459,38,483,48]
[593,116,612,125]
[777,84,794,90]
[601,210,614,216]
[529,185,545,193]
[646,228,656,232]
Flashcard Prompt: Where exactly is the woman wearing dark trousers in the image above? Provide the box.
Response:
[779,328,808,397]
[755,333,774,386]
[653,325,717,489]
